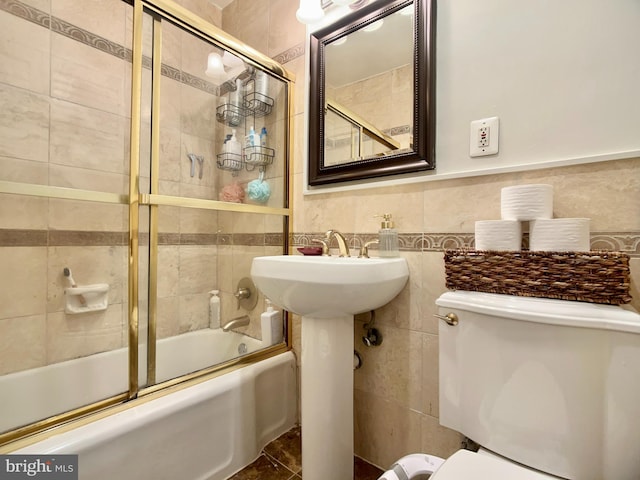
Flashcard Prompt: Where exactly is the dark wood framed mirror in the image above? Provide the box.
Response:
[308,0,436,186]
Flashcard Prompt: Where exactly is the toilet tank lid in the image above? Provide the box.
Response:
[430,450,557,479]
[436,291,640,334]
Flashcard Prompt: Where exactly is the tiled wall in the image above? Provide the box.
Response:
[0,0,133,376]
[0,0,286,382]
[220,0,640,473]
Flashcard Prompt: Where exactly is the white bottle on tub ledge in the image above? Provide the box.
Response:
[261,299,282,346]
[209,290,220,329]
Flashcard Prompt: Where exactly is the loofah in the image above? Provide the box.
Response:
[246,174,271,204]
[219,181,245,203]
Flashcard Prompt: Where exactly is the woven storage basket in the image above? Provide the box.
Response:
[444,249,632,305]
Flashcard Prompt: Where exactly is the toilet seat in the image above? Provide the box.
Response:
[430,450,560,479]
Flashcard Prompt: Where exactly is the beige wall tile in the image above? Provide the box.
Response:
[160,77,183,131]
[0,156,48,184]
[46,306,125,364]
[420,414,464,459]
[222,0,269,53]
[0,193,48,230]
[178,293,210,333]
[0,314,46,375]
[180,82,217,140]
[49,164,128,195]
[0,10,50,95]
[0,247,47,319]
[420,252,448,335]
[517,157,640,231]
[51,34,127,117]
[267,0,305,57]
[21,0,50,11]
[48,200,127,232]
[156,296,180,339]
[50,99,127,175]
[159,127,182,182]
[354,389,423,470]
[353,183,424,233]
[158,246,180,298]
[421,333,439,417]
[52,0,127,46]
[0,84,49,163]
[178,245,217,295]
[354,322,423,411]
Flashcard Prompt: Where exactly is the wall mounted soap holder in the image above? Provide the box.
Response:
[65,284,109,314]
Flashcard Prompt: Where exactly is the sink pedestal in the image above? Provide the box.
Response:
[301,314,354,480]
[250,255,410,479]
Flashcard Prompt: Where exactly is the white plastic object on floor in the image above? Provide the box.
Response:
[378,453,445,480]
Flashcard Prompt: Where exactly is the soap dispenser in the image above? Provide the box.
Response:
[377,213,399,257]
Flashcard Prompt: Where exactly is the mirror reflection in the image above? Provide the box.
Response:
[324,4,414,165]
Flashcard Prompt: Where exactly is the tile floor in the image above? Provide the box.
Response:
[227,425,384,480]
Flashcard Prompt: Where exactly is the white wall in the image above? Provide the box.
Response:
[436,0,640,174]
[305,0,640,192]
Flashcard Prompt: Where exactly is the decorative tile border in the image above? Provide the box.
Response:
[292,232,640,256]
[0,230,282,247]
[273,42,305,65]
[1,0,221,96]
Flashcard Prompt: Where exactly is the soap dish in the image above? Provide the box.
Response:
[297,246,323,256]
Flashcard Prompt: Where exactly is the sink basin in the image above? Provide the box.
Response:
[251,254,409,480]
[251,255,409,318]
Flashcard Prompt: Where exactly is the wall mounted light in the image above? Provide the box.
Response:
[205,52,225,78]
[296,0,324,24]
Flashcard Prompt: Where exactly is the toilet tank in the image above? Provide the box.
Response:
[436,291,640,480]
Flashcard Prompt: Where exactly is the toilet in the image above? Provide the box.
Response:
[380,291,640,480]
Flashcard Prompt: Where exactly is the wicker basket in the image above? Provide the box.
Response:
[444,249,632,305]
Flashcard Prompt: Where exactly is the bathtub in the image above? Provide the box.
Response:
[12,350,297,480]
[1,328,277,436]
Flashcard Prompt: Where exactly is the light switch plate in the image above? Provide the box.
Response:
[470,116,499,157]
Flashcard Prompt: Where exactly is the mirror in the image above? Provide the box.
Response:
[308,0,435,186]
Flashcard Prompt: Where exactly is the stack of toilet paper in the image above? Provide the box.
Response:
[474,184,590,251]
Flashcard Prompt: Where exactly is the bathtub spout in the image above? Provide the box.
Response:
[222,315,250,332]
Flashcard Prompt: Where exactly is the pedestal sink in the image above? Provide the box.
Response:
[251,255,409,480]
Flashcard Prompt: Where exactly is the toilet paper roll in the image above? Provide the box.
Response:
[501,184,553,220]
[475,220,522,251]
[529,218,590,251]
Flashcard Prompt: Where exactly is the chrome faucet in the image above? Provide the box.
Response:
[222,315,250,332]
[324,230,350,257]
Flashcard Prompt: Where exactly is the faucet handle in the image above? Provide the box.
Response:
[358,239,379,258]
[312,238,330,256]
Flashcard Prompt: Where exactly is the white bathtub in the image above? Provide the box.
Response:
[0,329,272,435]
[13,351,297,480]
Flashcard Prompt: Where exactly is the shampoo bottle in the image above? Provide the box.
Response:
[209,290,220,328]
[261,299,282,346]
[228,129,241,157]
[245,126,260,147]
[260,127,268,147]
[378,213,399,257]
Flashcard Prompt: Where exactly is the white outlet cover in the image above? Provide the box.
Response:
[470,116,499,157]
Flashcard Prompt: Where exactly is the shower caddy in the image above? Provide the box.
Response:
[215,76,275,176]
